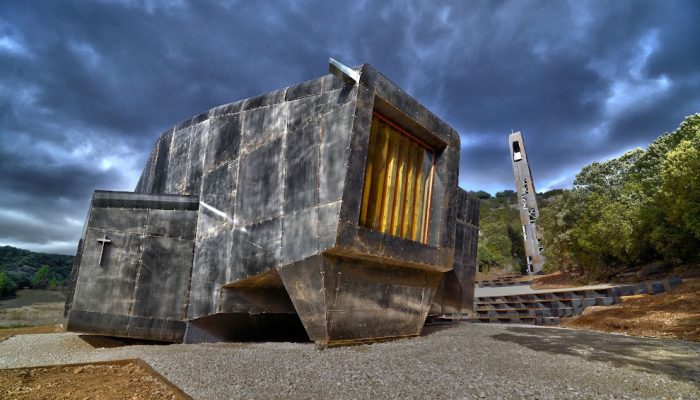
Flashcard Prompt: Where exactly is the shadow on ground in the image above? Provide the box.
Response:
[79,335,171,348]
[491,326,700,386]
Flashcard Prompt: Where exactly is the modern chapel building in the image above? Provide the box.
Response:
[65,61,479,346]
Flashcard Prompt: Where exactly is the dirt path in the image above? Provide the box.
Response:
[0,360,189,400]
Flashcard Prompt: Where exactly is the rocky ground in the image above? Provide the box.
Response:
[1,323,698,399]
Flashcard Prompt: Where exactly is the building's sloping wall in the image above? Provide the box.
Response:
[133,74,359,320]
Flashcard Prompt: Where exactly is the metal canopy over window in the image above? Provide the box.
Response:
[359,112,435,243]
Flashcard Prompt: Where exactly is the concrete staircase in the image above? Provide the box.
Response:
[475,275,530,288]
[472,277,682,325]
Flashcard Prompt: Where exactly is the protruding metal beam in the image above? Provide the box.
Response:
[329,58,360,84]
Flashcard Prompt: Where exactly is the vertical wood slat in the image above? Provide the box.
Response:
[360,119,379,226]
[390,135,409,235]
[400,143,417,237]
[359,113,434,244]
[368,120,390,229]
[411,151,425,241]
[420,154,433,243]
[379,124,400,232]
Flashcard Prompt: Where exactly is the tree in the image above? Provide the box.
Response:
[31,265,52,289]
[495,190,516,198]
[0,272,18,297]
[470,190,492,199]
[540,113,700,276]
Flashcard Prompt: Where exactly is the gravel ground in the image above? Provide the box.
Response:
[1,323,698,399]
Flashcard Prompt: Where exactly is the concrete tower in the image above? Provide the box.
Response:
[508,131,545,274]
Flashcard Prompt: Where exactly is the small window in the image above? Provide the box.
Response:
[512,141,522,162]
[359,112,435,243]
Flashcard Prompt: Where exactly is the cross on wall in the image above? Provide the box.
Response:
[97,234,112,267]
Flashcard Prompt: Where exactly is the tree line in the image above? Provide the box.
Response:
[0,246,73,297]
[474,113,699,278]
[538,113,699,277]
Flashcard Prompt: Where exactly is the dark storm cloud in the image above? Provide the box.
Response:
[0,0,698,253]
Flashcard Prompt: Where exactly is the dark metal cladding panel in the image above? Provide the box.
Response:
[439,185,458,250]
[338,86,373,225]
[317,201,341,252]
[285,77,323,102]
[207,99,245,119]
[185,121,208,195]
[133,236,194,319]
[287,95,321,131]
[204,114,241,173]
[125,315,186,342]
[277,255,329,342]
[67,310,185,342]
[284,121,320,214]
[134,130,173,194]
[229,217,282,280]
[188,229,231,319]
[146,209,198,240]
[321,257,441,342]
[319,101,355,204]
[200,162,237,219]
[429,189,480,315]
[67,310,131,338]
[241,88,286,112]
[71,228,143,316]
[151,131,173,194]
[134,146,155,193]
[321,74,345,93]
[282,207,318,264]
[240,102,288,156]
[88,208,148,234]
[165,127,192,194]
[63,237,84,317]
[91,191,199,211]
[235,138,284,225]
[287,87,355,131]
[359,64,459,149]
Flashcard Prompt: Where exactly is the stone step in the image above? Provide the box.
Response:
[470,277,682,326]
[472,316,561,325]
[476,290,616,303]
[475,296,615,309]
[475,306,583,319]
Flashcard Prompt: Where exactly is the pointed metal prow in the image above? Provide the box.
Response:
[329,58,360,84]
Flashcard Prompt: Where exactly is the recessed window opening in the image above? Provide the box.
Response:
[512,141,522,162]
[359,112,435,244]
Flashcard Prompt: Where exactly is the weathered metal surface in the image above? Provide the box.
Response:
[429,189,480,316]
[66,191,198,342]
[66,61,479,346]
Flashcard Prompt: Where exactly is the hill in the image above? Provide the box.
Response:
[0,246,74,297]
[472,189,561,275]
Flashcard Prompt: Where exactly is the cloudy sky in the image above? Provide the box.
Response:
[1,0,699,255]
